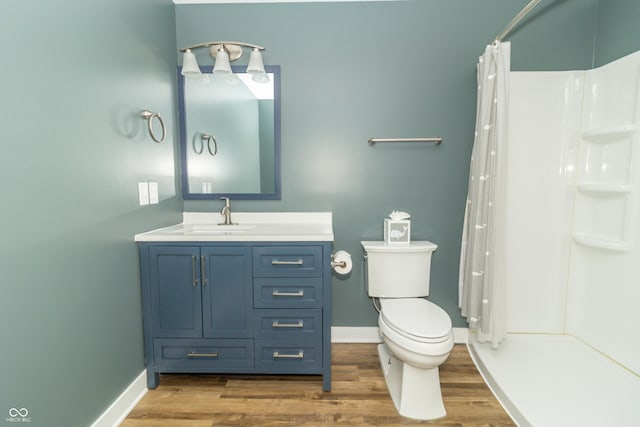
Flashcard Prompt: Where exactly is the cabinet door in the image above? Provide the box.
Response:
[201,246,253,338]
[149,246,202,338]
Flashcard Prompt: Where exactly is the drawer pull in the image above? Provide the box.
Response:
[272,351,304,359]
[272,320,304,328]
[187,352,219,358]
[271,259,304,265]
[272,290,305,297]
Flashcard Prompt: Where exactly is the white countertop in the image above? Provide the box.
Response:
[134,212,334,242]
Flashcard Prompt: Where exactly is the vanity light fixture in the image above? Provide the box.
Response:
[181,49,200,75]
[179,41,267,81]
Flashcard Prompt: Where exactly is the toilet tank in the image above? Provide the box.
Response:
[361,241,438,298]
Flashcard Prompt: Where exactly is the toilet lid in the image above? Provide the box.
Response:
[380,299,452,341]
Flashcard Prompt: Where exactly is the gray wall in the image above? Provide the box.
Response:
[594,0,640,66]
[1,1,639,425]
[0,1,181,426]
[176,0,600,328]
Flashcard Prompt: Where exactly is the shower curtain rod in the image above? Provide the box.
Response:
[494,0,542,43]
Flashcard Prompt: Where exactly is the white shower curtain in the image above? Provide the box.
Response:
[459,41,510,348]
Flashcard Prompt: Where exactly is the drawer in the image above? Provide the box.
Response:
[254,278,322,308]
[254,309,322,339]
[253,246,323,277]
[153,338,253,371]
[255,339,322,372]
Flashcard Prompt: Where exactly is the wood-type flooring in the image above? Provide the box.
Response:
[121,343,514,426]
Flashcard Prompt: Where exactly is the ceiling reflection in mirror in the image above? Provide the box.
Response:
[178,65,281,200]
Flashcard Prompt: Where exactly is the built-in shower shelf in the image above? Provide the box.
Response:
[572,234,630,252]
[576,183,634,194]
[581,124,638,142]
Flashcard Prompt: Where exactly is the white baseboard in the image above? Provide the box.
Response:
[90,370,147,427]
[332,326,382,343]
[332,326,469,344]
[453,327,468,344]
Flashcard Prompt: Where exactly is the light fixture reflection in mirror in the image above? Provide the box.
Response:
[177,65,281,200]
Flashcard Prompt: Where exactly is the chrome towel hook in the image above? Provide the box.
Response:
[139,110,166,143]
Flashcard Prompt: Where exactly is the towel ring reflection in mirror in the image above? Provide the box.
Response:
[139,110,166,143]
[194,133,217,156]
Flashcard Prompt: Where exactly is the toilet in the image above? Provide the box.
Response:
[361,241,454,420]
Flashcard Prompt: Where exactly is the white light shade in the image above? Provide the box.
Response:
[247,48,266,75]
[181,49,201,76]
[213,48,232,74]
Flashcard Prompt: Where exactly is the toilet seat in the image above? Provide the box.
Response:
[380,298,452,343]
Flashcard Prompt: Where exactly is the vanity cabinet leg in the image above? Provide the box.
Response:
[147,371,160,389]
[323,373,331,392]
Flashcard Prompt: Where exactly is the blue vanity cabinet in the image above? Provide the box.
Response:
[140,244,253,388]
[139,241,332,391]
[253,246,325,381]
[146,245,252,338]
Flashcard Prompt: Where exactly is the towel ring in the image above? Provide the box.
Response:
[140,110,166,143]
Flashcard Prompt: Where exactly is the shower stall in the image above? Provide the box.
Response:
[468,50,640,426]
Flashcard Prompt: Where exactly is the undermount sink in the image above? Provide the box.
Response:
[183,224,256,234]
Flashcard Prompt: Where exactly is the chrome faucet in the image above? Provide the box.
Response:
[219,197,235,225]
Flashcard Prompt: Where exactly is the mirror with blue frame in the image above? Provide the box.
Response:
[178,65,281,200]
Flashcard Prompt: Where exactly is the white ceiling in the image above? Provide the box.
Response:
[173,0,405,3]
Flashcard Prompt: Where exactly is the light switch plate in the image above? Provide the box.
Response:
[138,182,149,206]
[149,182,159,204]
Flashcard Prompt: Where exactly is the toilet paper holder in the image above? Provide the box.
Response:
[331,258,347,269]
[330,250,353,275]
[331,251,350,268]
